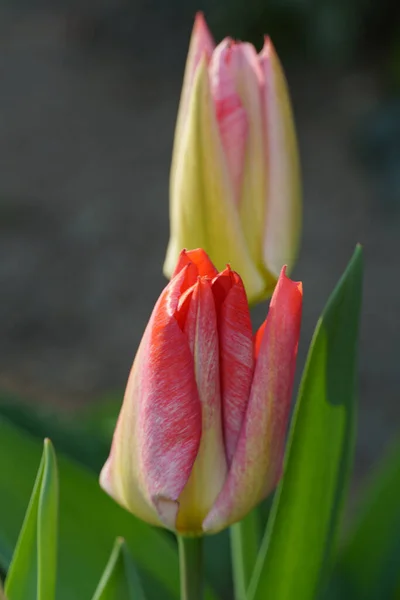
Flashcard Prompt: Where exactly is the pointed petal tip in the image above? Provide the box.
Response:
[194,11,207,31]
[193,11,215,52]
[171,248,218,281]
[260,36,280,63]
[279,265,302,295]
[261,35,272,54]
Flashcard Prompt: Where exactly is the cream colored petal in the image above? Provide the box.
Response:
[260,38,302,279]
[170,13,215,210]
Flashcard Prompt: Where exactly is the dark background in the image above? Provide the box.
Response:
[1,0,400,494]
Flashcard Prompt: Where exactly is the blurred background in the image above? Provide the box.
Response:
[0,0,400,557]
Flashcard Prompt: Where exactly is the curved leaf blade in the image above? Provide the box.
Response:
[5,439,58,600]
[92,537,145,600]
[249,245,363,600]
[38,440,58,600]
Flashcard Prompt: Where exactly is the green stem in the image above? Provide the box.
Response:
[178,535,203,600]
[230,510,260,600]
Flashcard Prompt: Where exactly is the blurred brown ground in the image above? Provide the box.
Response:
[0,7,399,487]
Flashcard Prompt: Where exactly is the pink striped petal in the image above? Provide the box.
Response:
[100,266,202,530]
[203,267,302,532]
[209,40,248,205]
[175,277,227,533]
[212,267,254,464]
[259,38,301,279]
[215,41,266,269]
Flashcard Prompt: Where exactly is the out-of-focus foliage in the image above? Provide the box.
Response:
[335,438,400,599]
[0,392,112,472]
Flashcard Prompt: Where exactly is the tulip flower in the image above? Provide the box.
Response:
[100,249,302,535]
[164,14,301,304]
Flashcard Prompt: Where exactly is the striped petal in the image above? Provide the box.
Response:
[164,58,266,304]
[203,267,302,532]
[259,38,302,279]
[222,42,268,281]
[209,40,248,206]
[100,266,202,530]
[212,267,254,464]
[176,278,227,534]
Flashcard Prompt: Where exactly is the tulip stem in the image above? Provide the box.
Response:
[230,510,261,600]
[178,535,203,600]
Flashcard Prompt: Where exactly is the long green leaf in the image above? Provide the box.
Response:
[92,537,145,600]
[5,439,58,600]
[335,437,400,599]
[249,245,363,600]
[0,418,181,600]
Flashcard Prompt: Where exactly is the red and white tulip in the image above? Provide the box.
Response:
[100,249,302,534]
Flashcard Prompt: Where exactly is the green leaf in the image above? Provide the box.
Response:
[249,245,363,600]
[0,418,178,600]
[5,439,58,600]
[335,436,400,599]
[92,537,145,600]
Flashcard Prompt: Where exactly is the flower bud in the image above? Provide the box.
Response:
[164,14,301,304]
[100,249,302,534]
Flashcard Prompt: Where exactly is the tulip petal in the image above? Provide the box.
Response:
[170,13,215,202]
[100,267,202,530]
[175,278,227,533]
[212,268,254,464]
[259,38,302,279]
[178,13,215,130]
[164,58,266,304]
[203,267,302,533]
[172,248,219,281]
[217,42,269,281]
[209,40,249,206]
